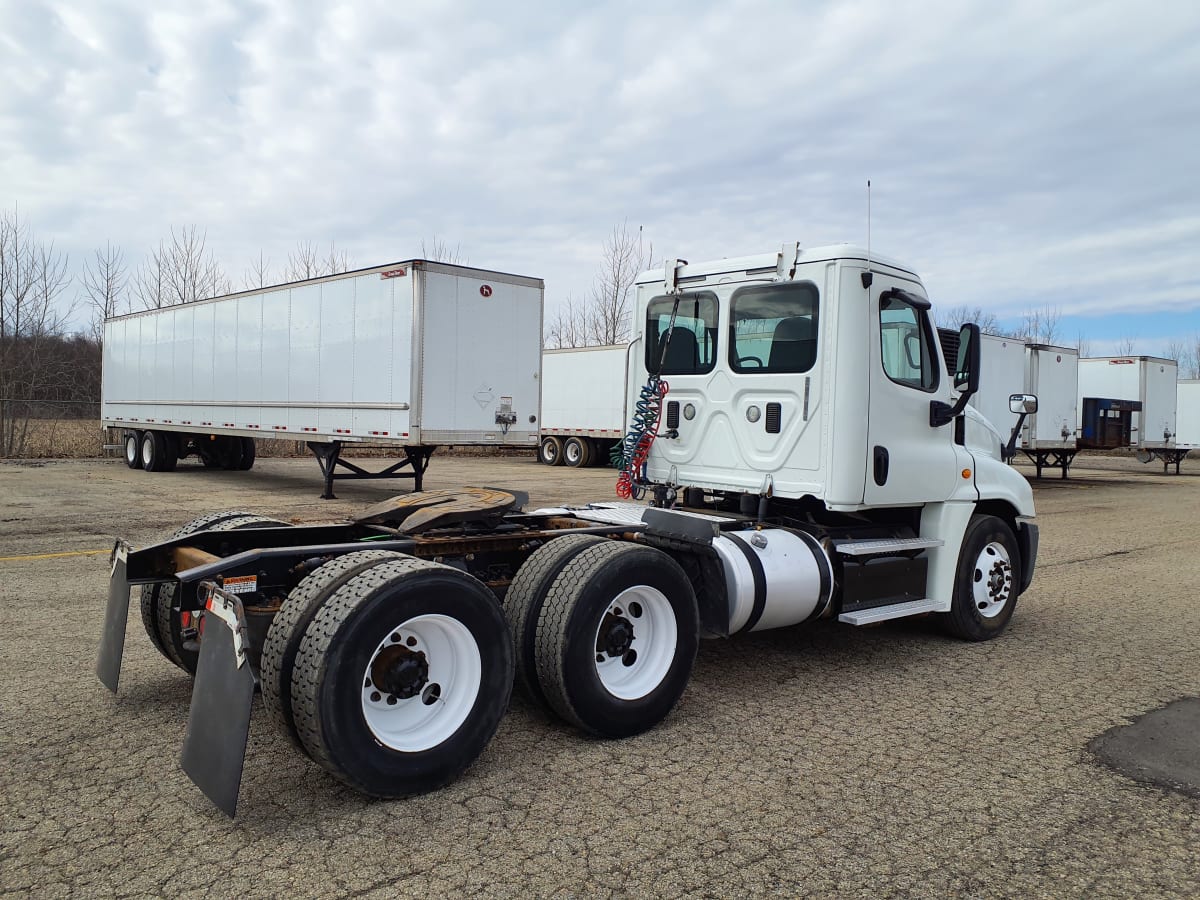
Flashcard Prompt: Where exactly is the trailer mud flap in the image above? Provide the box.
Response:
[96,541,133,693]
[180,583,255,818]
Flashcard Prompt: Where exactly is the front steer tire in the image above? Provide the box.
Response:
[261,550,408,750]
[290,558,514,798]
[533,541,698,738]
[939,514,1021,641]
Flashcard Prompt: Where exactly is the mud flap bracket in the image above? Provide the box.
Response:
[180,581,255,818]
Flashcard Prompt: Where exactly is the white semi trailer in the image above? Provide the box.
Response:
[973,334,1026,444]
[101,260,544,497]
[1177,380,1200,446]
[538,345,628,467]
[1019,344,1079,478]
[97,242,1039,817]
[1078,356,1186,473]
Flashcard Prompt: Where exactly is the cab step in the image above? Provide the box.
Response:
[834,537,943,557]
[838,598,941,625]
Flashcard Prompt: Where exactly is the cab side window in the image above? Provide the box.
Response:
[880,294,938,391]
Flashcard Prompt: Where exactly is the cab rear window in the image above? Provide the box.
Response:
[645,292,718,376]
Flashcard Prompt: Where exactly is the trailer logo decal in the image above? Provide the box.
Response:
[479,284,493,298]
[1109,359,1134,365]
[221,575,257,595]
[380,268,407,279]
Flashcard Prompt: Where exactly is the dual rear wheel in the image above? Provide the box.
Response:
[503,537,699,738]
[262,554,512,797]
[139,511,290,674]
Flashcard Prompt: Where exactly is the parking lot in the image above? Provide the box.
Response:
[2,453,1199,897]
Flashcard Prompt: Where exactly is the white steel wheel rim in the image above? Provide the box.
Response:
[592,585,677,700]
[543,441,559,463]
[125,436,137,463]
[972,540,1013,619]
[360,614,482,753]
[141,437,153,467]
[565,441,581,464]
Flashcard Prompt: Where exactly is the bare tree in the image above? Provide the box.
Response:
[1115,335,1137,355]
[1014,305,1062,345]
[284,240,351,282]
[1188,334,1200,379]
[421,236,467,265]
[242,251,273,290]
[589,221,650,346]
[0,207,73,455]
[1075,330,1091,357]
[544,295,591,349]
[1166,337,1187,365]
[81,242,127,339]
[939,304,1001,334]
[134,226,228,309]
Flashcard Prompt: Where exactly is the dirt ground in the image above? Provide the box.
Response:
[1,453,1199,897]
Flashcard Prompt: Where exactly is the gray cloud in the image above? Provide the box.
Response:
[2,0,1198,331]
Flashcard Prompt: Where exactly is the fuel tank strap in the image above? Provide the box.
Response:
[725,534,767,634]
[796,530,834,621]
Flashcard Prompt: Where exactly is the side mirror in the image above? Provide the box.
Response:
[953,323,981,396]
[931,321,981,428]
[1009,393,1038,415]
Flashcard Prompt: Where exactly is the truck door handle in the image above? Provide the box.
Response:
[873,446,889,485]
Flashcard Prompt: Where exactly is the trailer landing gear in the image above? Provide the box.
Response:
[1021,448,1077,479]
[1140,447,1190,475]
[308,442,437,499]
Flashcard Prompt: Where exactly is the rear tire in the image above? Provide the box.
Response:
[291,558,513,797]
[140,431,160,472]
[940,514,1021,641]
[142,512,289,675]
[219,436,244,470]
[539,436,563,466]
[237,437,256,470]
[501,534,607,710]
[261,550,408,750]
[533,541,698,738]
[563,436,591,468]
[124,431,143,469]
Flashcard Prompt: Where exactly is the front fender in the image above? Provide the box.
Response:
[972,454,1035,518]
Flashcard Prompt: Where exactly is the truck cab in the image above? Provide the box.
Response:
[626,243,1037,616]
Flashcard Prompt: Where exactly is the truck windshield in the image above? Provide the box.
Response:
[729,282,819,374]
[646,292,718,376]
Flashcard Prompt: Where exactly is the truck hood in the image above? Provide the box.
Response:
[963,405,1003,460]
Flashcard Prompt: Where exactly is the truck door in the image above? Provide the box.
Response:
[864,279,961,506]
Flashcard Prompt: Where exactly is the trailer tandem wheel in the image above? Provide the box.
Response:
[237,437,256,470]
[939,514,1021,641]
[261,549,409,751]
[533,541,698,738]
[539,435,564,466]
[142,513,290,674]
[501,533,608,710]
[563,436,592,468]
[290,558,513,797]
[123,431,142,469]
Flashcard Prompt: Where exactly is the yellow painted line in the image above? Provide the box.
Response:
[0,549,111,562]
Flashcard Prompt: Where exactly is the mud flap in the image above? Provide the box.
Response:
[96,541,133,693]
[180,583,255,818]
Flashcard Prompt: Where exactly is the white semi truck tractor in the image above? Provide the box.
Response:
[96,242,1039,816]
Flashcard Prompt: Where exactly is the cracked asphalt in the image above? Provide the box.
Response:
[2,454,1199,897]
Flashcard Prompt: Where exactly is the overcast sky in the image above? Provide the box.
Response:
[3,0,1199,355]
